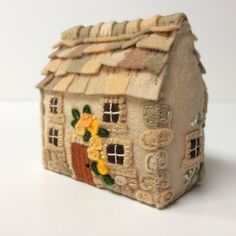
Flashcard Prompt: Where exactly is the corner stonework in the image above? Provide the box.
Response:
[140,100,174,208]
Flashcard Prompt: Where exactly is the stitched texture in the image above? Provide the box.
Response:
[70,104,114,186]
[37,13,207,209]
[40,13,206,102]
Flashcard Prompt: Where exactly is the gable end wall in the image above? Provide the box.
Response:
[162,22,207,200]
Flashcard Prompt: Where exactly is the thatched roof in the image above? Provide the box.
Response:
[37,13,204,101]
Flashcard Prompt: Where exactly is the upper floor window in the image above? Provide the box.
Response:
[102,97,126,124]
[50,97,58,114]
[103,103,120,123]
[49,128,59,146]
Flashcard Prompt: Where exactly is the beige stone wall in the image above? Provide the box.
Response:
[162,22,207,200]
[62,93,159,204]
[42,91,71,176]
[39,21,207,208]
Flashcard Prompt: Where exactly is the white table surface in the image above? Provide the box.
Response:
[0,102,235,236]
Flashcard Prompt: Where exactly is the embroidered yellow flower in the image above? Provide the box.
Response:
[75,121,86,136]
[97,159,109,175]
[80,113,93,128]
[88,117,99,136]
[89,135,102,150]
[87,147,101,161]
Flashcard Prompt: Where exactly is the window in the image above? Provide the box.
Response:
[50,97,58,114]
[106,144,125,165]
[49,128,59,146]
[105,138,132,167]
[103,103,120,123]
[182,130,203,170]
[101,97,126,125]
[189,138,201,158]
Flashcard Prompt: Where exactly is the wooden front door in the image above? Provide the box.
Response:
[71,143,94,186]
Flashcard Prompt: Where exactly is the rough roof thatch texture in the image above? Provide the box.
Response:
[37,13,204,100]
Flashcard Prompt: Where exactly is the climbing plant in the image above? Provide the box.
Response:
[71,104,114,186]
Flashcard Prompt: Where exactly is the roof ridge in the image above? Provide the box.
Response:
[61,13,187,41]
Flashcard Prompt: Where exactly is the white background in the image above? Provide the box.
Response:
[0,1,236,236]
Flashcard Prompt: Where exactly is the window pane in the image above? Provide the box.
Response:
[196,138,200,146]
[190,150,196,159]
[112,114,119,123]
[54,138,58,146]
[49,137,53,144]
[108,155,115,164]
[116,145,124,154]
[103,103,110,112]
[116,156,124,165]
[49,128,53,136]
[54,129,58,136]
[107,144,115,154]
[111,103,119,112]
[103,114,111,122]
[196,147,200,156]
[190,139,196,149]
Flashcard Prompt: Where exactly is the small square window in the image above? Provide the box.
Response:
[106,144,125,165]
[50,97,58,114]
[182,130,203,170]
[189,137,201,159]
[49,128,59,146]
[103,102,120,123]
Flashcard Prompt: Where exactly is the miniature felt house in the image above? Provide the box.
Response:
[36,13,207,208]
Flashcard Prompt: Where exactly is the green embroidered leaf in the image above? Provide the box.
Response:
[102,175,114,186]
[72,108,80,120]
[71,119,78,128]
[83,104,92,114]
[91,161,100,176]
[83,130,91,142]
[97,128,109,137]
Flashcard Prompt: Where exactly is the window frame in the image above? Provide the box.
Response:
[49,128,59,146]
[50,97,58,114]
[189,137,201,159]
[101,97,126,123]
[45,123,64,151]
[100,97,127,133]
[107,144,125,165]
[104,138,132,168]
[103,102,120,123]
[48,94,63,115]
[182,129,204,170]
